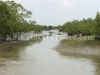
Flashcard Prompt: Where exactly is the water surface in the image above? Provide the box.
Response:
[0,33,100,75]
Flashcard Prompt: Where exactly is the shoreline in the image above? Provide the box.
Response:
[55,40,100,56]
[0,31,50,49]
[55,46,100,56]
[0,41,22,49]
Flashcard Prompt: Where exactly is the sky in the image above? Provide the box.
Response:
[3,0,100,26]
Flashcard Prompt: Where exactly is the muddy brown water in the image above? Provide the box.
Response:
[0,33,100,75]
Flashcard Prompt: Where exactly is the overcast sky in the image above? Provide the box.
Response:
[5,0,100,26]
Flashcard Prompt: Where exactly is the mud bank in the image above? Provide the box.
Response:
[6,31,50,41]
[55,40,100,56]
[0,31,50,49]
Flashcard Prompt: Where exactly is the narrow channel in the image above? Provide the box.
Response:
[0,32,100,75]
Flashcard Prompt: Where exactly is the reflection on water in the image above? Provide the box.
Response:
[0,33,100,75]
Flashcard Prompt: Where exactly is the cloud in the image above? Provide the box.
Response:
[59,0,75,8]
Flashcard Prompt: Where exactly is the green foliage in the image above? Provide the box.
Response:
[94,12,100,41]
[59,12,100,41]
[60,39,100,47]
[0,1,13,37]
[60,18,96,36]
[0,0,44,40]
[95,12,100,35]
[43,25,58,31]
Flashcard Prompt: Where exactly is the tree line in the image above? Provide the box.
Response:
[0,0,57,41]
[58,12,100,40]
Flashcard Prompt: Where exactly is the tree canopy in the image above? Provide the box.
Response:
[0,0,44,40]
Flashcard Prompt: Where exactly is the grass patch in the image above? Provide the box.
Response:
[60,39,100,47]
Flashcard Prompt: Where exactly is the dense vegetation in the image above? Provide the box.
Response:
[0,1,57,41]
[0,0,44,41]
[58,12,100,40]
[1,0,99,42]
[43,25,57,31]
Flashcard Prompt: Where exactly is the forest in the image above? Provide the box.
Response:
[58,12,100,40]
[0,0,57,41]
[0,0,100,42]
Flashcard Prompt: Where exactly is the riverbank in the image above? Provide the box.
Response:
[55,39,100,56]
[0,41,22,49]
[0,31,50,49]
